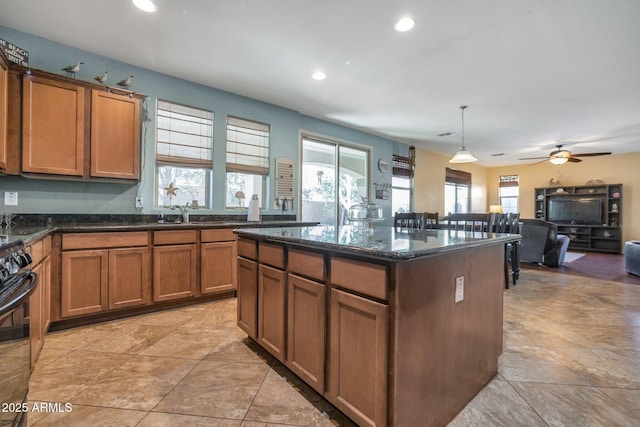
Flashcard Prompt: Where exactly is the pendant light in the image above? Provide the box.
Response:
[449,105,477,163]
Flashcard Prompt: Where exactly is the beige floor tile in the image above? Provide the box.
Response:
[122,304,210,327]
[153,360,269,419]
[141,326,230,359]
[138,412,241,426]
[70,355,198,410]
[599,388,640,418]
[499,345,591,385]
[448,378,547,427]
[76,323,174,354]
[27,404,146,426]
[244,369,337,426]
[544,347,640,388]
[28,350,132,402]
[206,333,270,365]
[511,382,639,426]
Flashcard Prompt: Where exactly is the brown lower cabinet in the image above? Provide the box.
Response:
[152,230,197,302]
[60,232,150,318]
[257,264,287,361]
[327,288,388,427]
[237,256,258,339]
[287,273,325,393]
[201,229,237,295]
[29,236,52,367]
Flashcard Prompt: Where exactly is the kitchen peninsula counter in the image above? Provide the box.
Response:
[234,225,520,427]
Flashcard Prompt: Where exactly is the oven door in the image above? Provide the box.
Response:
[0,270,38,427]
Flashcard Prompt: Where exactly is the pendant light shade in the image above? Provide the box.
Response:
[449,105,477,163]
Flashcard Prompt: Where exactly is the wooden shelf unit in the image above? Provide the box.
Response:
[534,183,622,254]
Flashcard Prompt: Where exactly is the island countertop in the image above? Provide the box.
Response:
[234,225,520,260]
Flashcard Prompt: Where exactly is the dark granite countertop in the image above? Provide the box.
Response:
[234,225,521,260]
[0,220,318,249]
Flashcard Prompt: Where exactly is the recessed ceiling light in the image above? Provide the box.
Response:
[312,71,327,81]
[491,153,505,157]
[394,17,415,32]
[132,0,156,13]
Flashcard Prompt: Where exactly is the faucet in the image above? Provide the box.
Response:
[170,202,190,223]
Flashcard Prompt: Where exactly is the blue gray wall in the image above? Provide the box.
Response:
[0,26,409,223]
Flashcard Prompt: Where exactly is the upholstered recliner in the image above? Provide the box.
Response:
[519,218,571,267]
[625,241,640,276]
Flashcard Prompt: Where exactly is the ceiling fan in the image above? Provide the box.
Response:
[519,144,612,165]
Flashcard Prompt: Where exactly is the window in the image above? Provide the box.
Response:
[156,100,213,208]
[300,136,369,227]
[445,167,471,214]
[225,116,270,208]
[391,154,413,214]
[499,175,519,213]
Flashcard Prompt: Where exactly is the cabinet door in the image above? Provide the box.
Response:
[42,255,51,333]
[258,264,287,361]
[109,247,150,309]
[237,257,258,339]
[22,75,85,176]
[61,249,108,317]
[91,90,141,179]
[328,288,388,427]
[287,273,325,393]
[0,55,7,172]
[30,262,43,366]
[152,244,197,302]
[201,241,237,294]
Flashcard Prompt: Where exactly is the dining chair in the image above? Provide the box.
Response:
[394,212,420,230]
[443,213,496,232]
[422,212,439,229]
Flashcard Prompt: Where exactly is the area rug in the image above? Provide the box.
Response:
[563,252,586,263]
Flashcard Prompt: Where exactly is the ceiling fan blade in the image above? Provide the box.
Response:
[571,152,612,157]
[518,156,550,160]
[567,157,582,162]
[527,158,551,165]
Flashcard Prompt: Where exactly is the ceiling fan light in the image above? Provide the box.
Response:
[549,156,569,165]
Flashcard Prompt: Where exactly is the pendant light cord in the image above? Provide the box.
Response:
[460,105,468,149]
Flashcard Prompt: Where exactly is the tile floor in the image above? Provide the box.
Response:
[27,269,640,426]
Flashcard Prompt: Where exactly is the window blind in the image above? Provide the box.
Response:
[156,100,213,168]
[445,167,471,185]
[499,175,519,187]
[392,154,414,178]
[226,116,270,175]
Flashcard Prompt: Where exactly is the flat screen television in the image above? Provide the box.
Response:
[548,197,602,224]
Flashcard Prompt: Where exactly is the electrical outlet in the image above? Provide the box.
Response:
[135,196,144,209]
[455,276,464,303]
[4,192,18,206]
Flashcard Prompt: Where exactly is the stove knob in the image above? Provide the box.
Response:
[0,265,9,281]
[16,253,32,268]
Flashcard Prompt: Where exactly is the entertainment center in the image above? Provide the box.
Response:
[534,183,622,254]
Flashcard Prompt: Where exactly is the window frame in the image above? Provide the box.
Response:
[155,99,214,209]
[225,116,271,209]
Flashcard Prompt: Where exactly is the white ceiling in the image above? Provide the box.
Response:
[1,0,639,167]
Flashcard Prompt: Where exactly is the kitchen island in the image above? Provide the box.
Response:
[234,225,520,427]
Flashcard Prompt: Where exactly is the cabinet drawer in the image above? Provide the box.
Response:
[259,242,285,269]
[153,230,197,245]
[201,228,236,243]
[237,238,257,259]
[289,249,325,281]
[63,232,148,250]
[331,257,388,301]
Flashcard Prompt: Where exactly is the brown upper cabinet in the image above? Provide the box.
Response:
[9,67,143,181]
[91,90,141,179]
[22,75,85,176]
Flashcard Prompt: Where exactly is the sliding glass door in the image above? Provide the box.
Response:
[301,136,369,226]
